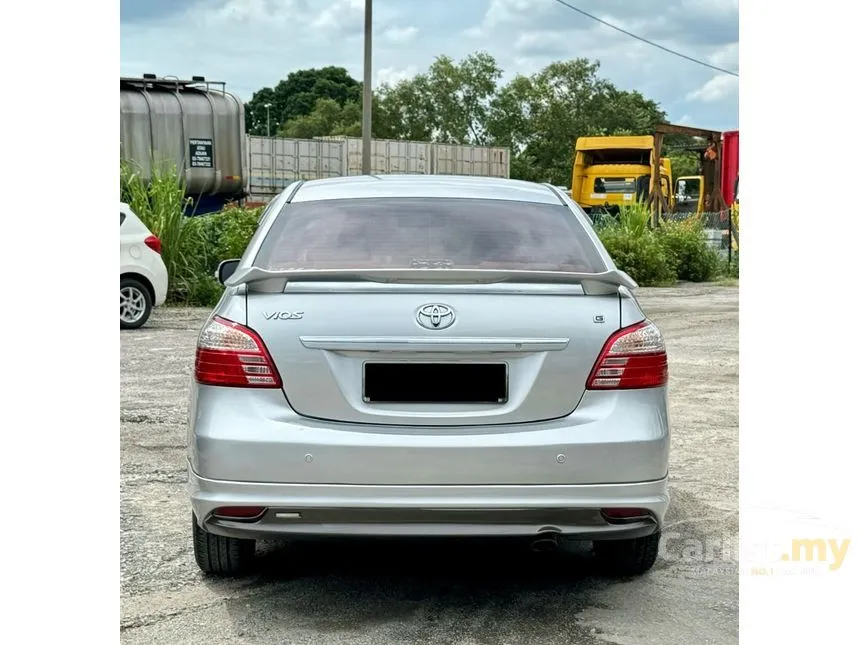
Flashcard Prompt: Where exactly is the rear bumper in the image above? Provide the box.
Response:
[151,258,168,307]
[189,465,669,540]
[188,387,670,486]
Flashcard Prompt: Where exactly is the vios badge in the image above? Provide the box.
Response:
[416,304,455,330]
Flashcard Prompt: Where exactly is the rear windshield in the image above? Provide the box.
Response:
[254,197,607,273]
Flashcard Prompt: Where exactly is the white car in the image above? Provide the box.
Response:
[120,203,168,329]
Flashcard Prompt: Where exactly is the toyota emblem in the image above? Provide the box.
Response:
[416,303,456,330]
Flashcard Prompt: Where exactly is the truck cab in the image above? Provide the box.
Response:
[571,135,674,214]
[673,175,705,215]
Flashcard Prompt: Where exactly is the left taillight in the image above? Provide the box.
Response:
[195,316,282,388]
[144,235,162,254]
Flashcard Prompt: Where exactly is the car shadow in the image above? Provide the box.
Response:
[206,536,624,638]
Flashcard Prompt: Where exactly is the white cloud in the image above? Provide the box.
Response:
[383,25,418,43]
[687,74,738,103]
[375,65,418,87]
[312,0,364,33]
[709,42,739,71]
[682,0,738,14]
[481,0,554,32]
[204,0,301,27]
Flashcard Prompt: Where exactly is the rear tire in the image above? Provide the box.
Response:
[192,514,256,577]
[120,277,153,330]
[593,531,660,577]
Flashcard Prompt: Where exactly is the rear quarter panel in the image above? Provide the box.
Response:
[119,210,169,305]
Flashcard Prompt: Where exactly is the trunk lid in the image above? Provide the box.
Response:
[246,282,620,426]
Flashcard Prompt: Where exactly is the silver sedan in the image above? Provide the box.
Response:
[188,174,670,578]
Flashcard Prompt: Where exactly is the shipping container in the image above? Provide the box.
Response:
[245,135,511,202]
[433,143,510,178]
[333,137,509,177]
[338,137,432,175]
[120,76,247,214]
[246,136,345,197]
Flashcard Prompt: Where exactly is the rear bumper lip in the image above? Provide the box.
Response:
[188,463,669,540]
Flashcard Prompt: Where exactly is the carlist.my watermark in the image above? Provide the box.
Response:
[659,508,851,576]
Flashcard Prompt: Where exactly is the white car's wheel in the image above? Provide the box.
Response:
[120,277,153,330]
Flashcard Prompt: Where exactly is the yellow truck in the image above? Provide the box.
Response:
[571,134,715,218]
[571,135,676,214]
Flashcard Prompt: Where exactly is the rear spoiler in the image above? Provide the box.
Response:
[225,267,638,295]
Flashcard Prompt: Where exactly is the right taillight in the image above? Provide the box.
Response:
[195,316,282,388]
[586,320,668,390]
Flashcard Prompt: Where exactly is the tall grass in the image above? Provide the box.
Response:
[617,202,651,236]
[120,161,208,303]
[595,203,675,286]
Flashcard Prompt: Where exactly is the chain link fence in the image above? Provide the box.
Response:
[664,209,739,265]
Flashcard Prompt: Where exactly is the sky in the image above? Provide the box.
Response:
[120,0,739,132]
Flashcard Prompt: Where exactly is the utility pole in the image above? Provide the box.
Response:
[264,103,271,137]
[361,0,373,174]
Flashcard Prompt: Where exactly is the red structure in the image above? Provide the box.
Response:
[721,130,739,206]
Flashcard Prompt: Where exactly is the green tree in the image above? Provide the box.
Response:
[486,59,666,185]
[374,75,436,141]
[278,98,363,138]
[374,52,503,144]
[245,67,361,135]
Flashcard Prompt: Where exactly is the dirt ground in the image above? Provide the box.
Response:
[120,283,739,645]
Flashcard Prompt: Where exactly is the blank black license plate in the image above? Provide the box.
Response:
[363,363,508,404]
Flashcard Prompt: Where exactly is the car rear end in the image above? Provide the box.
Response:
[120,205,169,328]
[187,177,669,575]
[133,215,168,308]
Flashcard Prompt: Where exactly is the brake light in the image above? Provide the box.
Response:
[586,320,668,390]
[195,316,282,388]
[144,235,162,254]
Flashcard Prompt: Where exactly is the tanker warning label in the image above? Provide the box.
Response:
[189,138,213,168]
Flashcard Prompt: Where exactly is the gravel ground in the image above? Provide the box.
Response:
[120,283,739,645]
